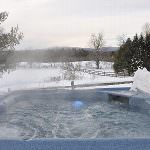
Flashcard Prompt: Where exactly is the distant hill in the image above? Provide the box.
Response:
[101,47,119,52]
[17,46,119,52]
[0,47,118,64]
[83,47,118,52]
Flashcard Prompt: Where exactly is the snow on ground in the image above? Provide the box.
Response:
[72,61,114,72]
[0,61,133,93]
[76,83,132,90]
[131,68,150,94]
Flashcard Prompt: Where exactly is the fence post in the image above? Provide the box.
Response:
[71,81,75,90]
[123,70,125,78]
[116,73,117,77]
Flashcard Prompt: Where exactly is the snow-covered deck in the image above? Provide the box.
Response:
[100,88,150,110]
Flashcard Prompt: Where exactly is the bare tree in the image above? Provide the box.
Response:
[89,33,104,69]
[0,11,23,51]
[142,22,150,36]
[0,11,23,72]
[117,34,127,46]
[62,62,82,80]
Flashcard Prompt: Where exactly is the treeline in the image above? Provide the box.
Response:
[7,48,90,63]
[114,33,150,75]
[1,47,116,64]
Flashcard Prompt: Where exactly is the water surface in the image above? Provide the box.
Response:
[0,89,150,139]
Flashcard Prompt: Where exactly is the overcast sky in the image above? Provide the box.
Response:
[1,0,150,49]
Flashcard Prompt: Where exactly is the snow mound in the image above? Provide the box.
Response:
[131,68,150,94]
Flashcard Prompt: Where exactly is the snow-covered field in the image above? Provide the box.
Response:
[0,61,133,93]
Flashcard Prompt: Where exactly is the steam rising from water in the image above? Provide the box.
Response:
[0,89,150,140]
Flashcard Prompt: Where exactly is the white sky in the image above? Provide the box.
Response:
[1,0,150,49]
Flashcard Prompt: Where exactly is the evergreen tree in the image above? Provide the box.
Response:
[131,34,139,72]
[113,45,125,73]
[144,33,150,70]
[123,38,133,75]
[113,38,133,75]
[138,34,145,69]
[114,31,150,75]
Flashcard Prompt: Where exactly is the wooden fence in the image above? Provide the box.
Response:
[80,68,130,78]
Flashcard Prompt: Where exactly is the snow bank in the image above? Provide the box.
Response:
[131,68,150,94]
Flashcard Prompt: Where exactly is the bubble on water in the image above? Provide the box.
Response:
[72,100,84,109]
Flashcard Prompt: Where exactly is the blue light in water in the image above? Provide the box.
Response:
[72,100,84,109]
